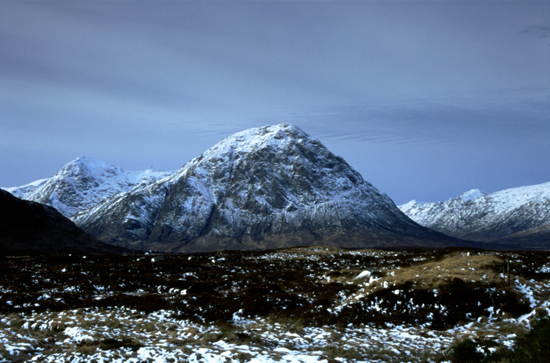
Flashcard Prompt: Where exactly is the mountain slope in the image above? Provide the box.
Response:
[3,178,48,199]
[0,189,122,255]
[399,184,550,248]
[75,124,462,252]
[6,156,172,218]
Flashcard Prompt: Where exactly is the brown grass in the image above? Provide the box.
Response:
[368,253,503,291]
[337,252,507,309]
[266,314,305,334]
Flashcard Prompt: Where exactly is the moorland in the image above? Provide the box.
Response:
[1,246,549,362]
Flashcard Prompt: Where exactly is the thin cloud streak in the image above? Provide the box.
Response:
[520,25,550,39]
[296,87,550,146]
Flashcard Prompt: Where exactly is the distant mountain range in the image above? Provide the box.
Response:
[399,184,550,249]
[4,124,549,252]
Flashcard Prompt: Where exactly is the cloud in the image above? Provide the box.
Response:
[520,25,550,39]
[286,86,550,150]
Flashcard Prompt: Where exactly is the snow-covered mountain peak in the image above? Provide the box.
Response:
[459,189,487,202]
[52,156,127,182]
[399,182,550,245]
[399,200,425,211]
[76,124,453,253]
[191,124,318,163]
[170,123,368,202]
[15,156,173,218]
[71,155,116,169]
[225,123,308,146]
[2,178,48,199]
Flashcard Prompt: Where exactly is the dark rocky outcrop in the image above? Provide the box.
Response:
[0,189,123,255]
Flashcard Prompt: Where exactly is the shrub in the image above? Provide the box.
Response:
[445,318,550,363]
[98,338,143,351]
[507,317,550,363]
[447,338,484,363]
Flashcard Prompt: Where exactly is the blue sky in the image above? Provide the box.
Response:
[1,0,550,205]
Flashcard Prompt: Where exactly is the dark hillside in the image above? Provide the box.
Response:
[0,189,123,255]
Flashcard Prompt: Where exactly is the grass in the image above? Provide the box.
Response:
[322,343,366,361]
[364,252,504,292]
[504,317,550,363]
[332,252,531,329]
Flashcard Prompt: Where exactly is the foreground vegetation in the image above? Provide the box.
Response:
[0,247,549,362]
[446,316,550,363]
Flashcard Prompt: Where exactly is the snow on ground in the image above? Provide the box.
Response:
[0,249,549,362]
[0,302,548,363]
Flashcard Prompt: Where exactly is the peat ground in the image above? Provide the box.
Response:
[1,246,550,362]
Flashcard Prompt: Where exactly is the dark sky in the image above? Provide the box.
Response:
[1,0,550,205]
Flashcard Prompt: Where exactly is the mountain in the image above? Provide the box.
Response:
[3,178,48,199]
[399,183,550,249]
[3,156,172,219]
[0,189,122,255]
[74,124,462,253]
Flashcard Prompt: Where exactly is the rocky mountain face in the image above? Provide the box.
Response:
[0,189,122,255]
[4,156,172,218]
[399,184,550,248]
[74,124,461,253]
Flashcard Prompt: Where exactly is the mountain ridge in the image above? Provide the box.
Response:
[74,124,462,252]
[3,156,172,218]
[399,182,550,248]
